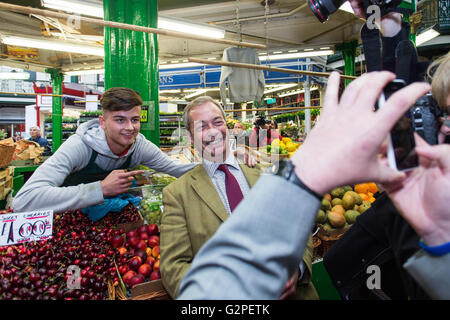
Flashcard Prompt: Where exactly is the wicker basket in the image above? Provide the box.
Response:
[312,236,322,260]
[0,144,15,169]
[317,224,350,257]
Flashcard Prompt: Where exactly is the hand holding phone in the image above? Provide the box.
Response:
[377,79,419,172]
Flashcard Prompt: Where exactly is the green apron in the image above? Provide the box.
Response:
[62,149,133,186]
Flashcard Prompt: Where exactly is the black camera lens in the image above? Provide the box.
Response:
[308,0,346,22]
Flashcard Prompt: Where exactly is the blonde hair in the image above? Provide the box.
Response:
[427,51,450,111]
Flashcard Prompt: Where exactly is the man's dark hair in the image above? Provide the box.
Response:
[100,87,143,112]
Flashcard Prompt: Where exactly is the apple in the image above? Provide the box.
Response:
[122,270,136,285]
[146,256,155,268]
[137,225,148,235]
[137,263,152,277]
[129,274,146,287]
[126,230,138,240]
[148,235,160,248]
[151,245,160,258]
[128,256,142,271]
[110,235,124,249]
[139,232,149,241]
[150,270,161,281]
[153,259,160,272]
[134,249,147,263]
[127,236,140,248]
[135,240,147,251]
[147,224,159,236]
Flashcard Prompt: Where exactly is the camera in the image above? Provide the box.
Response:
[308,0,402,22]
[254,116,268,128]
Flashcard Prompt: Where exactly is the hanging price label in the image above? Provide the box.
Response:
[0,210,53,247]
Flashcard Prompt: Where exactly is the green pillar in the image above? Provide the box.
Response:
[103,0,159,145]
[46,68,63,152]
[336,40,358,86]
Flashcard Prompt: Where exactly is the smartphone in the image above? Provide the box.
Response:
[377,79,419,172]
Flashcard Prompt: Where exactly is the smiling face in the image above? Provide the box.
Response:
[189,101,229,162]
[99,106,141,155]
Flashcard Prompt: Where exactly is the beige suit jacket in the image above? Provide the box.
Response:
[160,163,318,299]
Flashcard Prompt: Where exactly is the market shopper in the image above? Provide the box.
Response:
[176,71,435,300]
[160,95,318,300]
[28,126,49,148]
[12,87,197,214]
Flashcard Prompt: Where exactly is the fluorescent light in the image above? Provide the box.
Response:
[264,84,298,94]
[288,50,298,53]
[0,72,30,80]
[259,50,334,61]
[42,0,226,39]
[416,27,440,46]
[338,2,354,14]
[41,0,103,17]
[159,62,203,70]
[272,51,283,54]
[64,69,104,76]
[304,48,314,51]
[184,89,208,99]
[159,16,225,39]
[1,35,104,56]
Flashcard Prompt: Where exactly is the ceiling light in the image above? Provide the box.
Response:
[41,0,103,17]
[264,84,298,94]
[42,0,226,39]
[288,50,298,53]
[1,35,104,56]
[304,48,314,51]
[159,62,203,70]
[184,89,209,99]
[64,69,104,76]
[320,47,330,50]
[0,72,30,80]
[259,50,334,61]
[273,51,283,54]
[416,25,440,46]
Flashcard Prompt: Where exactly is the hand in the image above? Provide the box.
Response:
[383,135,450,246]
[280,269,299,300]
[291,71,431,195]
[100,170,144,197]
[235,146,258,168]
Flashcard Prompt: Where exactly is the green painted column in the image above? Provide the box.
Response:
[46,68,63,152]
[336,40,358,87]
[103,0,159,145]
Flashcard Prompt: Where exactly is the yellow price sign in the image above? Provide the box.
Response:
[141,109,148,122]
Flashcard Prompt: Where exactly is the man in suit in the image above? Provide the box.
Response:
[160,96,318,299]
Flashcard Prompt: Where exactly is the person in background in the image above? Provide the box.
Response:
[231,121,250,148]
[160,96,318,300]
[249,115,283,148]
[177,71,447,300]
[28,126,48,148]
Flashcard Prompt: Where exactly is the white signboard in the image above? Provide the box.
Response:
[36,94,53,107]
[85,94,99,111]
[0,210,53,246]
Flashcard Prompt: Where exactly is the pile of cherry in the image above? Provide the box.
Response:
[0,204,141,300]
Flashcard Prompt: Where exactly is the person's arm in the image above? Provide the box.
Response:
[138,138,197,178]
[160,187,195,298]
[12,137,104,213]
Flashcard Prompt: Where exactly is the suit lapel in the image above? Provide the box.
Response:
[190,166,229,222]
[240,164,261,188]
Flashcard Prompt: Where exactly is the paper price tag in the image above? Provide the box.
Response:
[0,210,53,247]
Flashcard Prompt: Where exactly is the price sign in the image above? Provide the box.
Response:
[0,210,53,247]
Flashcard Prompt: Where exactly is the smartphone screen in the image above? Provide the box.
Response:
[379,79,419,171]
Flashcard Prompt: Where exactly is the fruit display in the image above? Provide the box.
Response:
[112,224,161,296]
[316,183,378,231]
[266,137,301,158]
[0,209,122,300]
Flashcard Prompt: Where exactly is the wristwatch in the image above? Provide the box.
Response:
[270,159,322,200]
